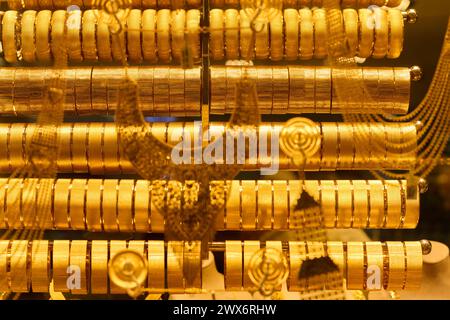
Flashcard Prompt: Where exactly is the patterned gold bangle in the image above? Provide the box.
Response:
[368,180,385,228]
[96,12,112,61]
[287,241,305,291]
[51,10,67,61]
[255,66,273,112]
[298,8,313,60]
[69,179,87,230]
[358,9,374,58]
[81,10,97,61]
[284,8,299,61]
[157,9,171,62]
[21,10,37,63]
[321,123,338,169]
[269,11,283,61]
[313,8,327,59]
[210,9,225,61]
[31,240,49,293]
[337,122,355,168]
[387,8,404,59]
[127,9,143,63]
[186,9,201,60]
[147,240,165,290]
[255,17,269,60]
[225,9,239,60]
[343,9,358,57]
[2,10,19,63]
[404,242,422,290]
[346,241,364,290]
[142,9,157,62]
[171,9,186,62]
[273,181,288,229]
[315,67,331,113]
[9,240,29,292]
[66,9,83,62]
[167,241,185,289]
[256,180,272,230]
[111,17,126,62]
[225,240,243,290]
[239,9,253,60]
[86,179,103,231]
[372,7,388,59]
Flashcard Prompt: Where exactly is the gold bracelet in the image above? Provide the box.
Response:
[312,8,327,59]
[157,9,171,62]
[0,241,8,291]
[210,9,225,60]
[91,67,108,113]
[169,59,185,116]
[273,181,288,229]
[393,67,410,114]
[87,122,105,174]
[8,123,26,170]
[337,122,355,168]
[255,16,269,60]
[225,241,243,290]
[126,9,143,63]
[109,241,128,294]
[315,67,331,113]
[272,66,289,113]
[134,180,150,232]
[2,10,19,63]
[321,123,338,169]
[284,9,299,61]
[142,9,157,62]
[167,241,185,289]
[153,67,170,114]
[343,9,358,57]
[171,9,186,62]
[96,12,112,61]
[404,242,422,290]
[147,240,165,290]
[53,179,70,229]
[288,241,306,291]
[69,240,87,294]
[358,9,374,58]
[385,180,401,228]
[378,68,395,112]
[241,181,256,230]
[91,240,108,294]
[102,179,119,232]
[53,240,70,292]
[184,67,201,114]
[118,179,134,232]
[372,7,388,59]
[69,179,87,230]
[9,241,29,292]
[31,240,49,293]
[186,9,201,60]
[82,10,97,61]
[21,10,36,63]
[289,66,315,112]
[256,180,272,230]
[67,9,83,62]
[385,241,404,290]
[86,179,103,231]
[387,8,404,59]
[239,9,254,60]
[243,241,260,290]
[51,10,67,61]
[142,0,157,7]
[326,241,345,278]
[299,8,313,60]
[336,180,352,228]
[224,9,239,60]
[368,180,385,228]
[269,11,283,61]
[75,67,92,114]
[111,18,126,62]
[346,242,364,290]
[255,66,273,112]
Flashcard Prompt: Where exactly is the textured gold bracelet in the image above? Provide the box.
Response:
[81,10,98,61]
[142,9,157,62]
[171,9,186,62]
[50,10,67,61]
[21,10,37,63]
[387,8,404,59]
[313,8,327,59]
[358,8,375,58]
[372,7,389,59]
[343,9,358,57]
[284,8,299,60]
[2,10,19,63]
[210,9,225,61]
[239,9,254,60]
[224,9,239,60]
[66,9,83,62]
[186,9,201,60]
[127,9,144,63]
[157,9,171,62]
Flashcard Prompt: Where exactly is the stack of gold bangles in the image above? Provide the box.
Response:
[209,0,404,9]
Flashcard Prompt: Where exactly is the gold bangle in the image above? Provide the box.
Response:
[225,180,240,230]
[157,9,171,62]
[288,241,306,291]
[9,123,26,170]
[186,9,201,60]
[31,240,49,293]
[272,66,289,113]
[256,180,273,230]
[387,8,403,59]
[367,180,384,228]
[21,10,37,63]
[336,180,353,228]
[138,66,154,114]
[109,240,128,294]
[118,179,134,232]
[270,11,283,61]
[103,125,121,174]
[225,66,241,113]
[365,242,384,290]
[169,67,185,116]
[385,180,401,228]
[319,180,336,228]
[243,241,260,290]
[362,67,379,112]
[171,9,186,62]
[305,242,328,290]
[273,181,288,229]
[241,180,256,230]
[358,9,374,58]
[142,9,157,63]
[96,12,113,61]
[51,10,67,61]
[86,179,103,231]
[284,9,299,61]
[315,67,331,113]
[326,241,345,278]
[239,9,254,60]
[9,241,29,292]
[372,7,388,59]
[91,67,108,113]
[2,10,19,63]
[102,179,119,232]
[393,67,410,114]
[134,180,150,232]
[184,67,201,114]
[53,240,70,292]
[147,240,165,290]
[87,122,105,175]
[167,241,184,289]
[0,241,9,291]
[110,19,126,62]
[225,240,242,290]
[67,9,83,62]
[63,68,76,113]
[153,67,170,114]
[54,179,71,229]
[321,123,338,170]
[385,241,405,290]
[82,10,97,61]
[210,9,224,60]
[91,240,108,294]
[225,9,239,60]
[289,66,315,113]
[343,9,358,57]
[210,66,226,113]
[256,66,273,112]
[69,240,87,294]
[56,125,73,172]
[312,8,327,59]
[71,123,89,172]
[337,123,355,168]
[69,179,87,230]
[142,0,157,8]
[404,242,422,290]
[74,67,92,114]
[12,69,29,114]
[403,180,419,228]
[351,180,369,228]
[299,8,313,60]
[346,241,364,290]
[28,68,45,112]
[255,17,269,60]
[0,180,8,228]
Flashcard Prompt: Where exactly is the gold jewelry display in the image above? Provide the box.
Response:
[207,0,404,9]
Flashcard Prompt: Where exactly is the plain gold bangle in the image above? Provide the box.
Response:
[91,240,108,294]
[336,180,353,228]
[171,9,186,62]
[53,240,70,292]
[56,125,73,172]
[53,179,71,229]
[21,10,37,63]
[343,9,358,57]
[69,240,87,294]
[134,180,150,232]
[147,240,165,290]
[142,9,157,62]
[239,9,253,60]
[346,241,364,290]
[256,180,272,230]
[372,7,388,59]
[67,9,83,62]
[368,180,384,228]
[167,241,185,289]
[71,123,88,172]
[225,180,240,230]
[0,180,8,228]
[31,240,49,293]
[186,9,201,60]
[273,181,288,229]
[82,10,98,61]
[86,179,103,231]
[9,240,29,292]
[312,8,327,59]
[102,123,121,174]
[270,11,283,61]
[87,122,105,174]
[243,241,260,290]
[96,12,113,61]
[224,9,239,60]
[358,9,374,58]
[2,10,19,63]
[241,180,256,230]
[157,9,171,62]
[385,241,405,290]
[69,179,87,230]
[288,241,306,291]
[385,180,401,228]
[225,241,242,290]
[404,242,422,290]
[102,179,119,232]
[127,9,143,63]
[387,8,404,59]
[117,179,134,232]
[284,9,299,61]
[365,242,384,290]
[0,241,9,291]
[298,8,313,60]
[51,10,67,61]
[210,9,224,60]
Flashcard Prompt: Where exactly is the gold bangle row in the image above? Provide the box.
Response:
[210,66,410,114]
[0,122,417,173]
[0,178,419,231]
[0,66,201,116]
[209,0,403,8]
[208,7,405,61]
[0,9,201,63]
[6,0,202,10]
[0,240,421,293]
